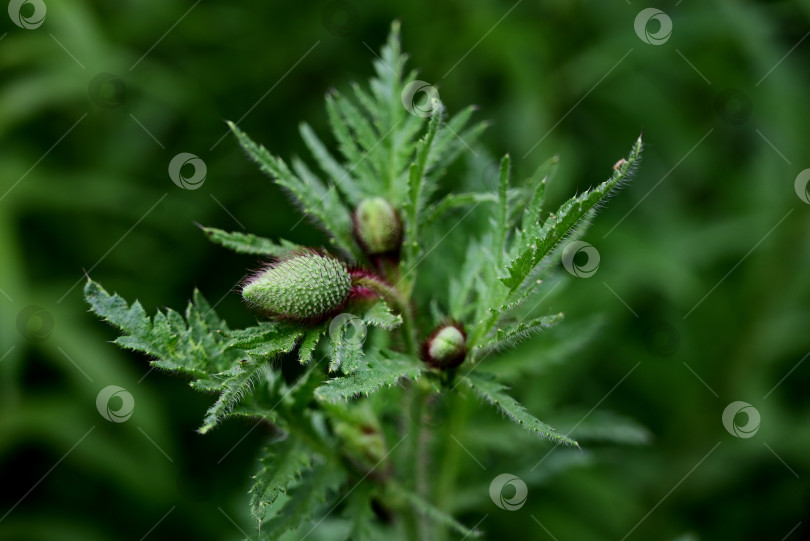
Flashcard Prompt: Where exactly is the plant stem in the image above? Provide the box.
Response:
[403,384,430,541]
[352,274,418,356]
[433,392,466,540]
[352,272,426,538]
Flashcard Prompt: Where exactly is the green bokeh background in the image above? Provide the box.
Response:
[2,1,808,540]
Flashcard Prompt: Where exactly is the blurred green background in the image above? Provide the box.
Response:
[1,0,808,539]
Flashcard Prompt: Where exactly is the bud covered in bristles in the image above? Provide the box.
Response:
[422,323,467,369]
[352,197,403,255]
[242,252,351,320]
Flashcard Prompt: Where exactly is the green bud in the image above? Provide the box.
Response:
[242,252,351,320]
[352,197,402,255]
[423,324,466,369]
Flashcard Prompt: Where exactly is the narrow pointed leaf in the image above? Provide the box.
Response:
[250,440,312,522]
[316,351,422,401]
[201,226,299,256]
[502,137,642,290]
[461,372,578,447]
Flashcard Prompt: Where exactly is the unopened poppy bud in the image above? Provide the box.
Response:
[423,324,466,369]
[242,252,351,320]
[352,197,403,255]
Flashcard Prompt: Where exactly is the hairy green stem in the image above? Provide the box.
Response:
[433,392,466,540]
[352,274,418,356]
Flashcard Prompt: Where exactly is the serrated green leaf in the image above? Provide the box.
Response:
[316,351,422,401]
[222,324,303,360]
[495,313,563,342]
[221,323,280,349]
[258,466,343,539]
[461,372,578,447]
[201,226,299,256]
[298,326,324,364]
[502,137,642,291]
[329,314,366,374]
[299,122,361,205]
[226,121,359,259]
[475,313,565,356]
[425,106,489,188]
[250,440,312,522]
[324,93,376,190]
[332,91,386,180]
[198,326,301,433]
[244,330,303,360]
[363,300,402,330]
[521,155,558,233]
[198,360,269,434]
[84,280,237,377]
[402,104,443,280]
[448,237,488,321]
[425,105,483,174]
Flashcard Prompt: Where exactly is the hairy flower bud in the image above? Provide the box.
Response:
[352,197,403,255]
[242,252,351,320]
[422,324,467,369]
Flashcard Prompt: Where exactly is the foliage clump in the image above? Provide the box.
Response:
[86,22,644,539]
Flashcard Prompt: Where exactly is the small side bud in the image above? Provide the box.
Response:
[422,323,467,369]
[242,252,351,320]
[352,197,403,255]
